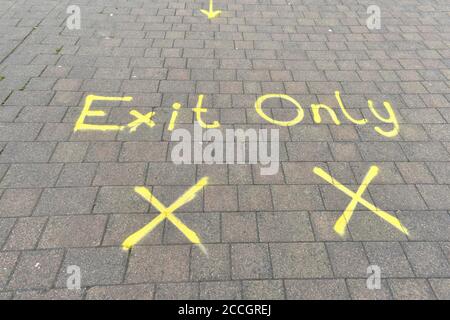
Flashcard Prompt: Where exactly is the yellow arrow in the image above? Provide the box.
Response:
[200,0,221,19]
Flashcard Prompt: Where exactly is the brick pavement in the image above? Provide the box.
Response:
[0,0,449,300]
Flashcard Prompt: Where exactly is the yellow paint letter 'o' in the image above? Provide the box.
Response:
[255,94,304,127]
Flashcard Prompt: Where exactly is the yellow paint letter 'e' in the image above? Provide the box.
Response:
[367,100,399,138]
[255,94,304,126]
[74,95,132,132]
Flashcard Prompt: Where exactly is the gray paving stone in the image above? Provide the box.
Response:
[388,279,436,300]
[0,142,55,163]
[222,212,257,243]
[0,292,13,300]
[257,211,314,242]
[364,242,413,278]
[270,243,333,278]
[237,185,273,211]
[271,185,323,211]
[403,242,450,277]
[56,163,97,187]
[310,211,352,241]
[119,142,168,162]
[13,289,84,300]
[347,279,393,300]
[283,162,327,184]
[3,217,47,251]
[155,282,199,300]
[102,214,163,246]
[34,187,97,216]
[286,142,333,161]
[85,142,121,162]
[96,183,148,213]
[93,162,147,186]
[191,244,230,281]
[0,188,41,217]
[429,279,450,300]
[242,280,285,300]
[285,279,349,300]
[401,142,449,161]
[327,242,370,278]
[147,163,196,186]
[197,164,228,185]
[38,215,107,248]
[164,212,221,244]
[200,281,241,300]
[0,251,19,290]
[56,247,128,287]
[416,185,450,210]
[86,284,154,300]
[397,211,450,241]
[150,185,203,213]
[50,142,89,163]
[358,143,406,161]
[0,123,42,141]
[347,211,408,241]
[6,90,53,106]
[7,249,63,290]
[231,243,271,280]
[397,162,436,184]
[369,185,427,211]
[0,163,62,188]
[126,245,190,283]
[204,185,238,212]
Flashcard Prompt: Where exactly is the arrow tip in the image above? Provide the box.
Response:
[200,9,221,19]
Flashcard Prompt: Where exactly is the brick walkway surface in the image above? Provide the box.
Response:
[0,0,449,300]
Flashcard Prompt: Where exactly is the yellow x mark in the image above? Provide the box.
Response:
[313,166,409,237]
[122,177,208,254]
[127,110,155,132]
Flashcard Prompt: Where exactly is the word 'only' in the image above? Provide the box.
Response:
[74,92,400,138]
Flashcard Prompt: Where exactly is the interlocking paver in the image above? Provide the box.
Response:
[347,279,393,300]
[257,211,314,242]
[326,242,370,278]
[0,188,41,217]
[200,281,241,300]
[270,243,333,278]
[86,284,155,300]
[126,245,190,283]
[285,279,349,300]
[3,217,47,251]
[0,251,19,290]
[7,249,64,290]
[155,282,199,300]
[191,244,230,281]
[222,212,257,243]
[55,247,128,287]
[38,215,107,248]
[0,164,62,188]
[242,280,285,300]
[231,243,271,280]
[34,187,97,216]
[388,279,436,300]
[402,242,450,277]
[13,289,84,300]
